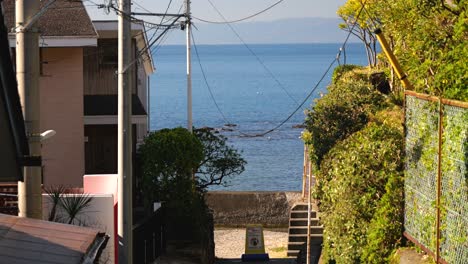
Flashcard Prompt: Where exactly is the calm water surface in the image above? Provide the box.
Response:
[149,43,367,191]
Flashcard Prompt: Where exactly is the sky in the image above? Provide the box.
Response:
[85,0,349,44]
[85,0,347,22]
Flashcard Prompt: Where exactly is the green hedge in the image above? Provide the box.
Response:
[318,115,404,263]
[305,67,405,263]
[305,75,386,167]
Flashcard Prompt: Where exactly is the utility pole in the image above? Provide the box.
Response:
[185,0,192,132]
[16,0,42,219]
[118,0,133,262]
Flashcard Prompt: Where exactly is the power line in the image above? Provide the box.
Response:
[191,31,232,128]
[126,16,182,72]
[193,0,285,24]
[132,0,153,14]
[102,2,182,72]
[87,0,367,138]
[145,2,186,55]
[146,0,175,46]
[189,0,368,138]
[192,28,338,138]
[204,0,299,106]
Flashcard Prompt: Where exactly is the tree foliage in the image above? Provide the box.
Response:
[138,127,245,247]
[338,0,467,101]
[338,0,379,67]
[138,127,204,207]
[138,127,246,207]
[194,128,246,189]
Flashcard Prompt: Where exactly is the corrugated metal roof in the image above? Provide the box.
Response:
[0,213,102,264]
[2,0,97,37]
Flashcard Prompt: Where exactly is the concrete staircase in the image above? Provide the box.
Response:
[287,203,323,257]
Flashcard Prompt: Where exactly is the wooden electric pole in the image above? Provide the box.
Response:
[118,0,133,262]
[16,0,42,220]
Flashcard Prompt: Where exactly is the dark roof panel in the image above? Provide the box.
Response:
[3,0,97,37]
[0,213,103,264]
[84,95,147,116]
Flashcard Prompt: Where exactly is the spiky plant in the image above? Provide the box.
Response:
[59,194,94,225]
[44,185,67,222]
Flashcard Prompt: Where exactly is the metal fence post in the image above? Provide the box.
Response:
[436,98,443,263]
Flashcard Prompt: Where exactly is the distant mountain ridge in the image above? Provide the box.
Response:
[163,17,359,45]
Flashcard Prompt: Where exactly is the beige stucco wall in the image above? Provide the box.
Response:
[40,48,84,187]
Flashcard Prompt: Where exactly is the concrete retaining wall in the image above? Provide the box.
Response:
[205,191,302,227]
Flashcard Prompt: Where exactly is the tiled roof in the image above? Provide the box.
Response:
[84,95,147,116]
[0,213,105,263]
[2,0,97,37]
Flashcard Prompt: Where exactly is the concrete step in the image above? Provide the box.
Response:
[289,218,320,227]
[291,203,309,211]
[287,249,300,257]
[291,210,316,219]
[288,234,323,243]
[288,242,307,251]
[289,226,324,235]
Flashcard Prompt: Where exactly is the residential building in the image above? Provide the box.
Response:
[3,0,154,188]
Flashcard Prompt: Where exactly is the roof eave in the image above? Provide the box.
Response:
[8,34,98,47]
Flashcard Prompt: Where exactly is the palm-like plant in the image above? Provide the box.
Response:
[44,185,67,222]
[59,194,94,225]
[44,185,94,225]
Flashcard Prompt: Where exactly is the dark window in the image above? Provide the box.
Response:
[98,39,118,65]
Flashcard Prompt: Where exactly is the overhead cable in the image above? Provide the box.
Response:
[204,0,299,105]
[193,0,285,24]
[191,0,368,137]
[191,32,232,129]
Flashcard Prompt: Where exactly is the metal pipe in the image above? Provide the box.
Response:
[436,98,443,263]
[302,144,307,199]
[374,28,413,90]
[306,161,312,264]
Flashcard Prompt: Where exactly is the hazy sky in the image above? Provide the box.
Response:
[86,0,347,22]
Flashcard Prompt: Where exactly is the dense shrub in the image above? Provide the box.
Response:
[306,63,405,263]
[331,64,361,84]
[318,111,404,263]
[304,77,386,167]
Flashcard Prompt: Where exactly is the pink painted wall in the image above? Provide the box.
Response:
[40,48,84,188]
[84,174,118,264]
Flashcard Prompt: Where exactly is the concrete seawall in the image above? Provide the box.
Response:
[205,191,303,227]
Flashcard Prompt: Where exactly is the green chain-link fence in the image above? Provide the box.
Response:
[404,91,467,264]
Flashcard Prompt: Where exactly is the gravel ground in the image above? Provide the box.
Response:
[214,228,290,259]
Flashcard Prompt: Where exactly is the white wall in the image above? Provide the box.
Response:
[42,194,115,264]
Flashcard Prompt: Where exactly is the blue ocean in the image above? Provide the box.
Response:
[149,43,367,191]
